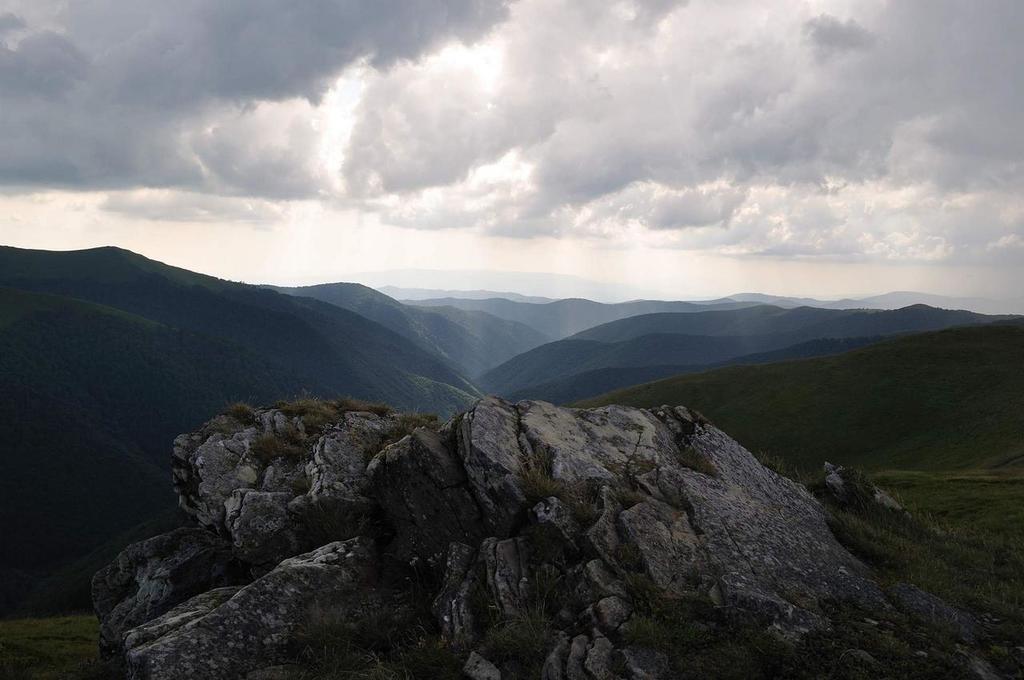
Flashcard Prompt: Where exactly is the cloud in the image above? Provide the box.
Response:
[1,0,1022,270]
[335,0,1024,264]
[101,190,286,224]
[0,0,509,194]
[803,15,875,60]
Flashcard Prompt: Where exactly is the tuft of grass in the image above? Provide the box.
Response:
[674,445,718,477]
[478,606,553,679]
[224,401,256,426]
[251,431,306,463]
[0,616,100,680]
[517,450,602,527]
[275,397,394,435]
[826,493,1024,645]
[380,413,440,449]
[296,601,461,680]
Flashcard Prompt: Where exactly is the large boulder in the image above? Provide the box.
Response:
[92,527,241,657]
[124,538,378,680]
[367,426,486,564]
[172,405,394,569]
[99,396,991,678]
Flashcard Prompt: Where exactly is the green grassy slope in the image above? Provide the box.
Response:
[580,324,1024,471]
[0,288,302,590]
[506,337,882,404]
[274,282,550,377]
[0,615,101,679]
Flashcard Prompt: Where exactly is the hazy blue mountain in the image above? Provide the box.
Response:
[411,296,754,339]
[272,282,550,377]
[380,285,554,304]
[571,304,1009,344]
[482,304,1014,397]
[724,291,1024,315]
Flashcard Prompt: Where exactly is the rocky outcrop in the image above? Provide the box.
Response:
[92,527,242,657]
[124,538,377,680]
[824,461,904,512]
[95,396,993,678]
[171,406,394,570]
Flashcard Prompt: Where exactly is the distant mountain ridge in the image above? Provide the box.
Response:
[381,285,554,303]
[271,282,549,377]
[482,304,1015,400]
[724,291,1024,315]
[412,296,756,339]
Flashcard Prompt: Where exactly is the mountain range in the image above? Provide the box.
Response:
[480,304,1012,400]
[270,282,549,377]
[581,322,1024,471]
[1,244,1020,618]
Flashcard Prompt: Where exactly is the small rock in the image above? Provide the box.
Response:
[618,647,671,679]
[889,583,978,643]
[463,651,501,680]
[845,649,878,667]
[593,596,633,632]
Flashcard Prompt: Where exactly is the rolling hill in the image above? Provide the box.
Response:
[273,282,549,377]
[410,296,754,339]
[483,304,1012,398]
[0,246,479,412]
[570,304,1009,343]
[579,323,1024,472]
[0,246,486,613]
[505,336,882,404]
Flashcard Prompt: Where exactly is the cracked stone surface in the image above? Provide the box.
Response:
[97,396,973,679]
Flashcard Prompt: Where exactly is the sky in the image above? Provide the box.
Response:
[1,0,1022,299]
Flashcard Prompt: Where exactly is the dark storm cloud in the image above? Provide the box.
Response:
[803,15,875,60]
[0,0,509,193]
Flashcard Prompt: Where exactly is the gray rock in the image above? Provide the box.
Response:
[541,634,571,680]
[463,651,501,680]
[367,427,486,564]
[458,397,530,537]
[433,542,480,646]
[650,416,887,633]
[593,596,633,633]
[481,536,530,618]
[889,582,978,643]
[245,666,302,680]
[531,496,582,550]
[124,538,377,680]
[173,407,391,543]
[225,490,303,569]
[824,462,904,512]
[616,499,699,594]
[618,647,670,679]
[583,635,617,679]
[566,634,591,680]
[92,527,240,657]
[121,586,240,654]
[306,413,391,499]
